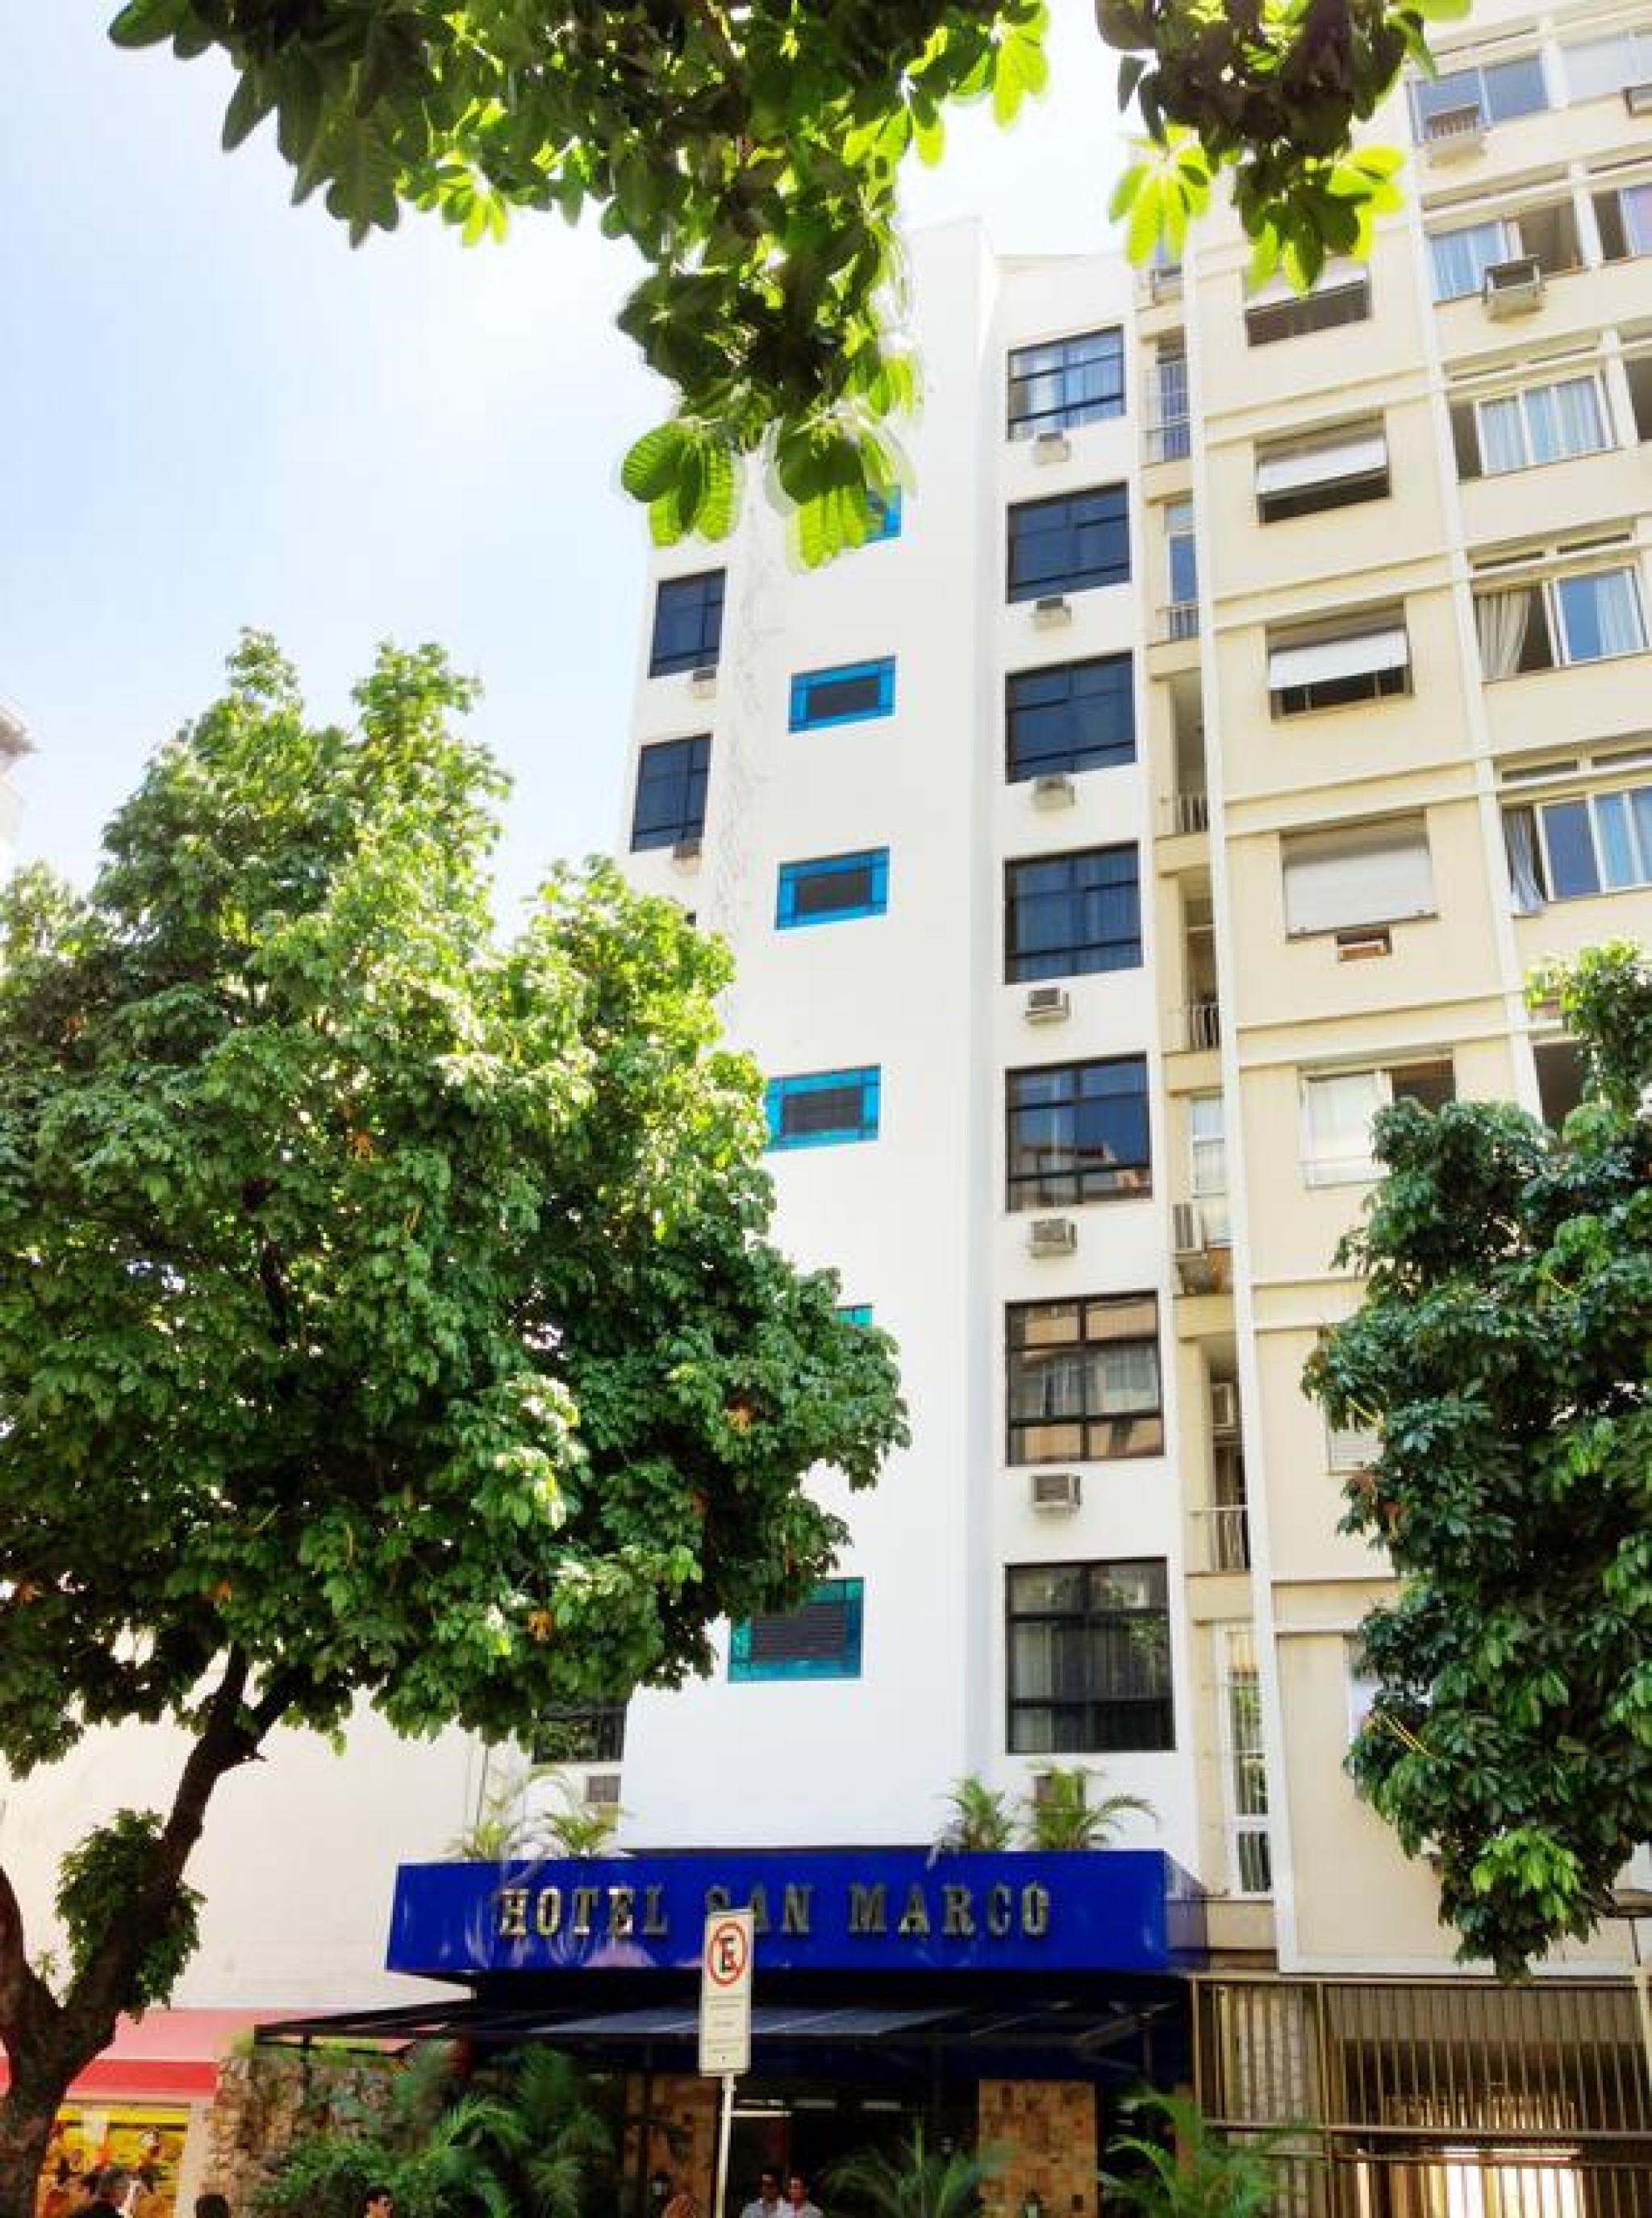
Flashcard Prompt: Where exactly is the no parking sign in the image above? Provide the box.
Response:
[698,1906,753,2075]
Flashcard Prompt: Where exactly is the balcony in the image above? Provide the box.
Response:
[1159,600,1199,643]
[1193,1502,1251,1573]
[1164,788,1209,836]
[1145,415,1191,465]
[1181,998,1221,1052]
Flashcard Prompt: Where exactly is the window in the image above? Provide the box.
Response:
[730,1578,863,1682]
[1468,375,1609,476]
[649,569,725,676]
[1504,778,1652,905]
[1005,655,1135,782]
[776,848,890,928]
[1244,269,1370,345]
[1475,565,1647,677]
[1006,1559,1173,1754]
[1005,847,1141,982]
[1149,342,1189,461]
[1005,1057,1151,1210]
[1429,202,1579,300]
[1267,613,1411,715]
[1007,327,1125,438]
[1564,26,1652,102]
[836,1303,874,1326]
[532,1703,628,1765]
[631,735,711,852]
[1300,1059,1455,1185]
[1216,1625,1271,1895]
[866,487,902,541]
[765,1067,881,1150]
[1282,815,1437,936]
[1189,1092,1229,1243]
[1007,486,1130,602]
[1006,1294,1163,1462]
[1256,422,1390,520]
[1327,1416,1382,1472]
[1165,499,1198,611]
[789,658,896,731]
[1410,53,1548,135]
[1595,179,1652,261]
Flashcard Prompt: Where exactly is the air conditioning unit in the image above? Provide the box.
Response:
[584,1772,622,1807]
[1028,1215,1078,1257]
[1148,262,1183,302]
[1481,256,1545,318]
[1423,102,1485,161]
[1023,985,1071,1024]
[1034,431,1071,465]
[688,665,719,696]
[1032,771,1076,809]
[1030,1469,1083,1513]
[1032,594,1072,629]
[1624,80,1652,114]
[672,834,703,865]
[1210,1381,1240,1434]
[1171,1201,1205,1256]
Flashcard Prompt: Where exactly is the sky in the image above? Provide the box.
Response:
[1,4,1127,915]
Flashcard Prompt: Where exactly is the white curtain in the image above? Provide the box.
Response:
[1525,377,1607,461]
[1476,586,1533,677]
[1502,807,1546,912]
[1557,568,1645,660]
[1623,182,1652,257]
[1478,395,1527,473]
[1431,219,1512,300]
[1304,1071,1384,1182]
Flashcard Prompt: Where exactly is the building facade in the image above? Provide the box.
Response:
[606,0,1652,2203]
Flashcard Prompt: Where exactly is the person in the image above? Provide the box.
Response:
[84,2168,132,2218]
[738,2172,783,2218]
[661,2178,698,2218]
[362,2187,395,2218]
[786,2175,822,2218]
[195,2195,231,2218]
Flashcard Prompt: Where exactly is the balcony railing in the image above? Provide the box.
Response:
[1195,1503,1252,1573]
[1145,415,1191,464]
[1182,998,1222,1052]
[1159,600,1199,642]
[1165,789,1209,836]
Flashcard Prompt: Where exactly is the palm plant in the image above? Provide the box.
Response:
[936,1776,1016,1853]
[826,2126,998,2218]
[1020,1766,1156,1850]
[1100,2093,1302,2218]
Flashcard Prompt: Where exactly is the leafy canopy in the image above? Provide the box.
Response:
[1305,945,1652,1979]
[109,0,1457,557]
[0,632,907,1778]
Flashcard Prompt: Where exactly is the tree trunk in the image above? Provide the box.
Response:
[0,2070,74,2218]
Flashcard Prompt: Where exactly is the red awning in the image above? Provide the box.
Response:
[0,2011,273,2102]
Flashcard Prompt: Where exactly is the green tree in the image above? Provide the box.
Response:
[0,634,905,2218]
[935,1775,1016,1853]
[108,0,1457,556]
[1304,944,1652,1979]
[1101,2091,1303,2218]
[1020,1765,1154,1850]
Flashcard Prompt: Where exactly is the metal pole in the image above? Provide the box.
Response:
[711,2071,736,2218]
[1633,1965,1652,2104]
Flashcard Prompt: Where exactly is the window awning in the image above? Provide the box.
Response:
[1269,626,1410,690]
[1257,432,1389,497]
[0,2011,271,2101]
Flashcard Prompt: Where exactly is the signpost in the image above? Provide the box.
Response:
[700,1907,753,2218]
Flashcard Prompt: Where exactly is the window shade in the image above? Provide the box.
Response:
[1256,431,1389,498]
[1283,818,1436,934]
[1268,627,1409,691]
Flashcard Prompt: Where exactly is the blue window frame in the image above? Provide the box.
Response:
[649,569,725,676]
[866,488,903,542]
[836,1303,874,1326]
[1006,655,1136,782]
[630,734,711,851]
[1005,846,1141,982]
[1007,327,1126,438]
[730,1577,864,1682]
[790,658,896,732]
[776,848,890,928]
[766,1067,881,1149]
[1007,486,1130,602]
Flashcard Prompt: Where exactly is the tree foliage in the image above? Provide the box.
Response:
[1305,944,1652,1979]
[0,632,903,2208]
[108,0,1458,556]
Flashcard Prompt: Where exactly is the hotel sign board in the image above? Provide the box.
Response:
[386,1847,1204,1981]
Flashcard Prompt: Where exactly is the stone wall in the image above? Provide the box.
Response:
[198,2045,404,2212]
[977,2081,1098,2218]
[624,2072,721,2212]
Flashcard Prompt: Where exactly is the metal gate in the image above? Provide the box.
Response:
[1193,1975,1652,2217]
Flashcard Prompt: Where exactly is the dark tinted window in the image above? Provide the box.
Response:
[1006,1295,1163,1463]
[1005,847,1141,982]
[1007,327,1125,437]
[649,570,725,676]
[731,1578,864,1680]
[1006,1559,1173,1753]
[1007,487,1129,602]
[1007,655,1136,781]
[1007,1058,1151,1209]
[631,735,711,850]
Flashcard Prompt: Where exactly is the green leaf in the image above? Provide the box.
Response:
[221,70,274,152]
[621,422,690,503]
[107,0,189,48]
